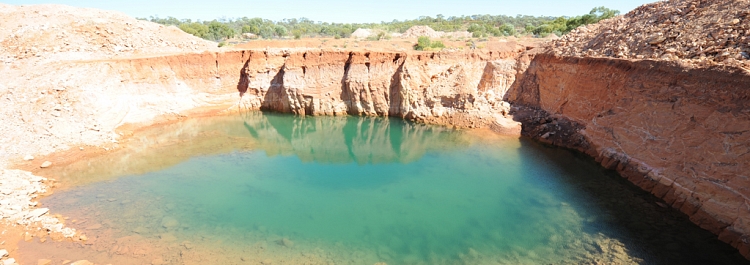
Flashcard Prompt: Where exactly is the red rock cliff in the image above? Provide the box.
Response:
[508,53,750,258]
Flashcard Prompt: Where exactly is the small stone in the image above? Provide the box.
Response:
[38,259,52,265]
[0,249,7,257]
[40,161,52,168]
[731,18,740,25]
[79,234,88,241]
[3,258,17,265]
[279,238,294,247]
[541,132,551,139]
[23,155,34,161]
[181,241,193,249]
[647,35,666,45]
[27,208,49,218]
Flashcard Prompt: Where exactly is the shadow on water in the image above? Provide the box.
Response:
[516,138,750,265]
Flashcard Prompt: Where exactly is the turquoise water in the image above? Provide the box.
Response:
[41,113,750,265]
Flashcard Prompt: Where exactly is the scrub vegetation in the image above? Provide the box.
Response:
[140,7,619,42]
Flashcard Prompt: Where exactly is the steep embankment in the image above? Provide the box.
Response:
[508,54,750,258]
[508,0,750,258]
[234,49,521,127]
[2,47,524,167]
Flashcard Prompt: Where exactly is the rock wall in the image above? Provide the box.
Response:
[233,49,521,128]
[1,48,524,165]
[508,53,750,258]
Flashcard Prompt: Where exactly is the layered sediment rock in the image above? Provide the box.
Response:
[233,49,521,128]
[508,53,750,258]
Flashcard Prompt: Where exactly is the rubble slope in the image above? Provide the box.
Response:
[549,0,750,70]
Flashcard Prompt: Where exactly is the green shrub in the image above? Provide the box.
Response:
[430,40,445,49]
[415,36,431,50]
[414,36,445,51]
[366,31,389,41]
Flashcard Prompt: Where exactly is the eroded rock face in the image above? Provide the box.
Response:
[234,49,521,128]
[509,53,750,258]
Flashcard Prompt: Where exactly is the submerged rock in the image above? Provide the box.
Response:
[279,237,294,247]
[161,216,179,229]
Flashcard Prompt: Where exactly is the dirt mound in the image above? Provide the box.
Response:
[351,28,373,38]
[549,0,750,70]
[0,4,217,62]
[402,26,442,38]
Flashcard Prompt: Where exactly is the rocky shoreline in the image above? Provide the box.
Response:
[0,169,76,265]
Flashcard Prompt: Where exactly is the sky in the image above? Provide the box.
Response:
[4,0,655,23]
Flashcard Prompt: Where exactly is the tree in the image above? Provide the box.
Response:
[274,25,288,37]
[146,7,619,41]
[207,21,235,41]
[178,23,209,39]
[241,25,258,34]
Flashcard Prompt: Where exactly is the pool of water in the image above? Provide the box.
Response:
[30,112,749,265]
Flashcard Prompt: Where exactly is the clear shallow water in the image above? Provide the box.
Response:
[39,113,749,265]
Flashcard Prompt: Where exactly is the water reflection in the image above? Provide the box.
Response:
[244,112,469,164]
[54,112,470,187]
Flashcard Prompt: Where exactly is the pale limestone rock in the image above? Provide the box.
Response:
[39,161,52,168]
[27,208,49,218]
